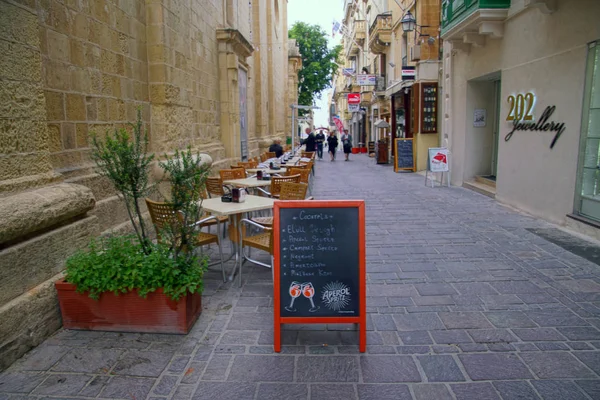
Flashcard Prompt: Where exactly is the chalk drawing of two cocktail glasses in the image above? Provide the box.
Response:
[285,281,319,312]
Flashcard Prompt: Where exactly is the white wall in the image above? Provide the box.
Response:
[446,0,600,224]
[465,80,496,178]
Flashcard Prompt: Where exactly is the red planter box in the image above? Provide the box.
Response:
[360,147,368,153]
[55,279,202,334]
[351,148,359,154]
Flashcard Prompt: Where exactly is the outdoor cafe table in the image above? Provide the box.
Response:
[245,167,287,175]
[200,195,275,280]
[222,177,273,188]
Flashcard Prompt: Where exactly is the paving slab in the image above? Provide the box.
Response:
[2,154,600,398]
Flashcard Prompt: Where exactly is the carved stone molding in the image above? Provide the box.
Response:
[216,28,254,61]
[524,0,557,14]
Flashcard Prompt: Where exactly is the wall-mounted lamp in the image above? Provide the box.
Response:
[401,10,431,37]
[401,11,416,33]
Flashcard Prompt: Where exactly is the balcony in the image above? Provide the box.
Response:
[375,75,386,96]
[360,91,372,105]
[354,20,366,45]
[441,0,511,50]
[350,20,366,55]
[368,13,393,54]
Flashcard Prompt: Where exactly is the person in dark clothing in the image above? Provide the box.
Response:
[303,128,317,152]
[268,139,283,157]
[327,131,338,161]
[341,129,352,161]
[315,130,326,159]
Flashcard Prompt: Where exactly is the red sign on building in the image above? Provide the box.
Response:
[347,93,361,104]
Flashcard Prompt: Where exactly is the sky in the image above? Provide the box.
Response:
[287,0,344,128]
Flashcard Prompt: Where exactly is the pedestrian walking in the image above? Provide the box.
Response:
[327,131,338,161]
[303,127,317,152]
[341,129,352,161]
[315,130,326,160]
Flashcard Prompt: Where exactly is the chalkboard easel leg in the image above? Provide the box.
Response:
[274,322,281,352]
[359,321,366,353]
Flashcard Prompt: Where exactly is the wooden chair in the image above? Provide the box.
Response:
[145,198,226,282]
[301,151,316,160]
[220,168,245,181]
[287,167,310,185]
[198,186,229,236]
[256,174,301,198]
[238,161,258,169]
[238,219,273,287]
[252,182,308,227]
[265,151,277,159]
[206,176,225,197]
[260,153,269,162]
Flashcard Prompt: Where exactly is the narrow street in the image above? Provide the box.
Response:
[2,153,600,400]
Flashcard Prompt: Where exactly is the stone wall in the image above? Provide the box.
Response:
[0,0,295,371]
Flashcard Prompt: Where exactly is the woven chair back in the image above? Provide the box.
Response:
[206,176,224,197]
[287,167,310,184]
[271,174,301,197]
[279,182,308,200]
[220,168,245,181]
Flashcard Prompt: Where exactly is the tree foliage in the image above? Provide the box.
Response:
[289,22,342,110]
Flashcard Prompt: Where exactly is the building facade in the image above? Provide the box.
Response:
[441,0,600,236]
[330,0,442,169]
[0,0,297,369]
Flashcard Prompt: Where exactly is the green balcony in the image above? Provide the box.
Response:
[441,0,511,46]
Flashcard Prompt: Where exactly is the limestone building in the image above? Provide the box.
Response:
[330,0,442,170]
[0,0,299,369]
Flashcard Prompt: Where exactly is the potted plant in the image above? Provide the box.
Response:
[55,111,211,334]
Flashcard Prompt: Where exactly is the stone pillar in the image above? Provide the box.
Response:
[0,0,61,193]
[0,0,98,371]
[286,40,302,139]
[216,28,253,160]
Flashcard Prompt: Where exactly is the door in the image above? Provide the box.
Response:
[239,67,248,161]
[491,80,501,177]
[575,41,600,221]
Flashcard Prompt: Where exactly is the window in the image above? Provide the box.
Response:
[575,41,600,221]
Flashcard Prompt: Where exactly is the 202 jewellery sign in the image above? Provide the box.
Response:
[504,92,565,149]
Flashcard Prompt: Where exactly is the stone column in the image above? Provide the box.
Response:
[216,28,253,160]
[286,40,302,139]
[0,1,97,371]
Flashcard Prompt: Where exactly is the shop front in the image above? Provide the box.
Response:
[442,0,600,235]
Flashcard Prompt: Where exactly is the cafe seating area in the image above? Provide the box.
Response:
[146,146,317,286]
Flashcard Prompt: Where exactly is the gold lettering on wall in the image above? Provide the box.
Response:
[506,92,535,121]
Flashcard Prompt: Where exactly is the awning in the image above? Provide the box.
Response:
[374,119,390,129]
[385,80,414,98]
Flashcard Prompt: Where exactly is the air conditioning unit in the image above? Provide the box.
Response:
[411,45,421,61]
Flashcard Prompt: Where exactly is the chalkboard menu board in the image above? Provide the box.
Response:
[273,200,366,352]
[394,138,415,172]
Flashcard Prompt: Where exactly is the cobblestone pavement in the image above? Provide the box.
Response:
[2,153,600,400]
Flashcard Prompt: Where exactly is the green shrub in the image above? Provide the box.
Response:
[65,235,208,301]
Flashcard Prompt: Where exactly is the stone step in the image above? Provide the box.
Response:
[475,175,497,188]
[463,180,496,198]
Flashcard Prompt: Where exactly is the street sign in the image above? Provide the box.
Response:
[348,104,360,112]
[401,66,416,80]
[347,93,361,104]
[357,74,377,86]
[342,68,355,77]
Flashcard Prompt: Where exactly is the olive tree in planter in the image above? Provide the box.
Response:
[55,110,211,334]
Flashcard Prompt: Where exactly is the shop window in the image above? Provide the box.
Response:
[575,41,600,221]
